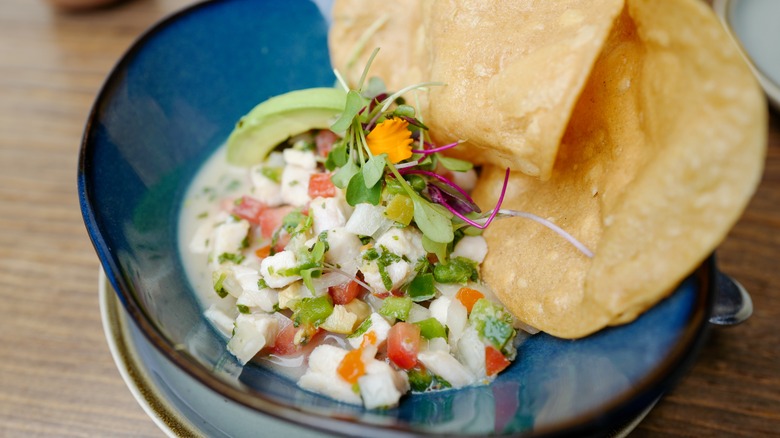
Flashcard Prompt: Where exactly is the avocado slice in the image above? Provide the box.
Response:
[226,87,347,166]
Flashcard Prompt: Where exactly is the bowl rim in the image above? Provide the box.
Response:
[77,1,715,436]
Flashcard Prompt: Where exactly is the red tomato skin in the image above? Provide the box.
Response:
[316,130,339,157]
[328,281,362,305]
[387,322,421,370]
[258,205,295,239]
[232,196,267,223]
[272,322,299,356]
[485,346,511,376]
[308,173,337,198]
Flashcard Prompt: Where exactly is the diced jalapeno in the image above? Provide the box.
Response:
[379,296,412,321]
[407,273,435,302]
[293,295,334,327]
[470,298,516,350]
[433,257,479,284]
[414,317,446,340]
[407,368,433,392]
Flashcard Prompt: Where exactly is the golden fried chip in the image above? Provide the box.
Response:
[328,0,427,91]
[473,0,766,338]
[330,0,624,180]
[422,0,624,180]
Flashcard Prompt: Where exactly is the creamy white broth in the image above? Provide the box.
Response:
[179,146,250,311]
[178,145,350,382]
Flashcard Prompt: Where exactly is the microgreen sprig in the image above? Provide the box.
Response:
[329,52,591,257]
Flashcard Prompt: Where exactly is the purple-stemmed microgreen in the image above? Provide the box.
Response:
[432,167,509,230]
[399,168,477,207]
[331,53,592,257]
[426,183,479,215]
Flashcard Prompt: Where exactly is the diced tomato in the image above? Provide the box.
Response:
[308,173,336,198]
[328,280,362,305]
[258,205,295,239]
[272,322,299,356]
[390,289,406,297]
[337,348,366,384]
[455,287,485,313]
[387,322,421,370]
[232,196,267,223]
[485,345,511,376]
[315,129,339,157]
[371,290,390,299]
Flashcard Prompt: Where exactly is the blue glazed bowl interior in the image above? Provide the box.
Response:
[78,0,712,436]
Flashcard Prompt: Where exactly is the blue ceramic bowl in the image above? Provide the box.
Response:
[79,0,714,436]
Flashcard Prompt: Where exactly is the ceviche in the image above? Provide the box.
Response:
[179,60,592,408]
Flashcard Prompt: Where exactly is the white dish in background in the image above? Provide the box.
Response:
[714,0,780,111]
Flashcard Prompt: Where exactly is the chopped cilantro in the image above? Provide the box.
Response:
[218,252,245,265]
[212,271,228,298]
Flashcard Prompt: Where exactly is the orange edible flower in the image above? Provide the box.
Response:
[366,118,413,163]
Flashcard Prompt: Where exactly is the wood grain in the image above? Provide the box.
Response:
[0,0,777,436]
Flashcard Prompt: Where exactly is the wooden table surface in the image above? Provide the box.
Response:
[0,0,778,436]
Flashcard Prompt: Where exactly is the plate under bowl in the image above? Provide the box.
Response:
[78,0,714,436]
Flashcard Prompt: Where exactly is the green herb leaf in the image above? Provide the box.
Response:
[260,166,283,183]
[413,197,454,244]
[281,210,311,235]
[383,176,406,196]
[438,155,473,172]
[362,154,387,188]
[218,252,245,265]
[301,267,321,293]
[212,271,228,298]
[422,235,448,263]
[346,171,382,206]
[364,76,387,99]
[331,157,359,189]
[330,90,364,133]
[392,104,416,118]
[347,316,373,339]
[324,141,348,171]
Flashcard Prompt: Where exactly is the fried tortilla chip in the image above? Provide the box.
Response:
[328,0,427,92]
[473,0,766,338]
[330,0,624,180]
[422,0,624,180]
